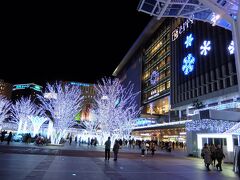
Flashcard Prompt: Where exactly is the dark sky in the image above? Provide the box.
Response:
[1,1,151,86]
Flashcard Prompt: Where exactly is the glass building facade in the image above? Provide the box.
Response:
[142,20,171,118]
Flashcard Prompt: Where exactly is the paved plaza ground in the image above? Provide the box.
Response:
[0,142,239,180]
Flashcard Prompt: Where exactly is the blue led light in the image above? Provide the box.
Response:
[182,53,195,75]
[184,34,194,48]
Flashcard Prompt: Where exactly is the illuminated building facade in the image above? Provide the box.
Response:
[68,82,95,121]
[114,18,182,142]
[171,18,240,120]
[0,79,12,99]
[114,17,240,143]
[142,19,171,120]
[12,83,43,102]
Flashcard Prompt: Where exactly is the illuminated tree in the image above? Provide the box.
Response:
[81,110,100,135]
[0,96,11,129]
[28,115,48,136]
[94,77,140,143]
[11,97,42,134]
[38,82,83,144]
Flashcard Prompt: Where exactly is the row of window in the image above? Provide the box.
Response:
[177,74,237,94]
[143,68,171,89]
[143,80,170,101]
[175,76,237,102]
[144,54,171,76]
[145,43,171,65]
[145,27,170,56]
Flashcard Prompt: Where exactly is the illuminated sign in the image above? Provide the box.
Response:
[172,18,194,41]
[13,83,42,92]
[70,82,90,87]
[148,93,159,100]
[13,84,30,90]
[31,85,42,92]
[136,118,156,126]
[44,93,57,99]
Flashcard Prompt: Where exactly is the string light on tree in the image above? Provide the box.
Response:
[38,82,84,144]
[11,97,43,134]
[0,96,11,129]
[28,115,48,136]
[93,77,140,144]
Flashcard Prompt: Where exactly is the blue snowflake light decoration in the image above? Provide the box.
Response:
[228,40,234,54]
[182,53,195,75]
[184,34,194,48]
[200,40,211,55]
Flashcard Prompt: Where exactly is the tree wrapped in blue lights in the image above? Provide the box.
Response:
[38,82,83,144]
[0,96,11,130]
[94,78,140,143]
[11,97,43,134]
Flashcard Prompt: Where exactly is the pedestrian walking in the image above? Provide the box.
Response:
[105,137,111,160]
[210,144,216,167]
[215,144,225,171]
[201,143,212,171]
[150,142,156,156]
[113,140,120,161]
[69,136,72,145]
[1,130,6,142]
[141,140,146,157]
[7,132,12,145]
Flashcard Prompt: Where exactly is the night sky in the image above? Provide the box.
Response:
[1,1,151,86]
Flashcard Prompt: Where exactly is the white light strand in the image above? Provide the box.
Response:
[186,119,237,133]
[224,122,240,134]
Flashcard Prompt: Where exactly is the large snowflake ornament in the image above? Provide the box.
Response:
[182,53,195,75]
[200,41,211,55]
[228,40,234,54]
[150,71,159,85]
[184,34,194,48]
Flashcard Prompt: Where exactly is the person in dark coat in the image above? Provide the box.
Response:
[210,144,216,167]
[201,143,212,171]
[113,140,120,161]
[7,132,12,145]
[215,144,225,171]
[1,130,6,142]
[237,149,240,177]
[69,136,72,145]
[105,137,111,160]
